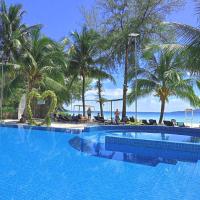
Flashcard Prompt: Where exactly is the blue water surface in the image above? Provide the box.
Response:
[0,126,200,200]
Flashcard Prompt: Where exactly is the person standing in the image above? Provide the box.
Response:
[114,109,120,124]
[87,107,92,120]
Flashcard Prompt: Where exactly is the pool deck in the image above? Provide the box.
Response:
[1,119,200,132]
[2,119,88,130]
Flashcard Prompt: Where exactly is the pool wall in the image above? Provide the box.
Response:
[1,124,200,136]
[0,124,82,134]
[84,125,200,136]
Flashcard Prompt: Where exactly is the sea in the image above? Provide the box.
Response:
[70,110,199,124]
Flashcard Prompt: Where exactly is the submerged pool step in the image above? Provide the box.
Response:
[105,136,200,163]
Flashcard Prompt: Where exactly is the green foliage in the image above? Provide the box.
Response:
[27,90,57,126]
[68,26,115,116]
[83,0,184,118]
[0,0,40,61]
[2,106,16,113]
[128,46,198,123]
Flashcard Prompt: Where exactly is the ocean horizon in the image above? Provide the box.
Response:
[69,110,199,124]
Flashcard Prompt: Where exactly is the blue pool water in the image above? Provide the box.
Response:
[0,126,200,200]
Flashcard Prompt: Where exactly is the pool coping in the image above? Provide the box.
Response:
[1,123,200,136]
[0,123,83,134]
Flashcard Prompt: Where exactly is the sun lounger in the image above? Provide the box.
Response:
[130,117,135,123]
[149,119,157,125]
[78,116,88,123]
[142,119,149,125]
[163,120,174,126]
[176,122,186,127]
[94,116,105,123]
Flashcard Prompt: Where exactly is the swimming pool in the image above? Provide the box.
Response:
[0,125,200,200]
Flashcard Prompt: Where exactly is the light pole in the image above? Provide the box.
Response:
[128,33,139,121]
[0,58,4,122]
[0,56,8,122]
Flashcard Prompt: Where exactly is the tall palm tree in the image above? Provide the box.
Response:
[128,47,197,123]
[68,26,114,116]
[95,66,115,118]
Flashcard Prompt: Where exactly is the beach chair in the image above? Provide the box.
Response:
[149,119,157,125]
[163,120,174,126]
[94,116,105,123]
[171,119,177,126]
[130,117,135,123]
[142,119,149,125]
[176,122,186,127]
[78,116,88,123]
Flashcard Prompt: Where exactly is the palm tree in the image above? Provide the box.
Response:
[0,0,39,61]
[68,26,114,116]
[167,1,200,74]
[17,28,68,107]
[0,0,40,117]
[128,47,197,124]
[95,40,115,118]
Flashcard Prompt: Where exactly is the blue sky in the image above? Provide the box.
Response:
[6,0,198,112]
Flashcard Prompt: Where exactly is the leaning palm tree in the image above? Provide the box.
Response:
[68,26,114,116]
[128,47,198,124]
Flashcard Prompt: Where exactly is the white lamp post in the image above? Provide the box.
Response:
[128,33,139,121]
[0,55,8,122]
[0,59,4,122]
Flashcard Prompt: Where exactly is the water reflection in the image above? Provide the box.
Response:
[69,136,200,167]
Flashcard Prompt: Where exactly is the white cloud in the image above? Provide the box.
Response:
[103,88,123,98]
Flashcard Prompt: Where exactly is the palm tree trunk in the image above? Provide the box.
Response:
[97,78,104,117]
[159,99,165,124]
[82,74,86,117]
[122,43,129,119]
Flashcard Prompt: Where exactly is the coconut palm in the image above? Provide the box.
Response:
[166,1,200,74]
[0,0,39,61]
[128,47,197,124]
[17,28,69,107]
[68,26,114,116]
[95,66,115,118]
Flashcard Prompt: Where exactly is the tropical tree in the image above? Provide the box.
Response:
[92,0,184,119]
[68,26,114,116]
[128,47,197,123]
[0,0,39,61]
[0,0,40,116]
[166,1,200,107]
[17,28,69,107]
[95,65,115,118]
